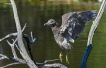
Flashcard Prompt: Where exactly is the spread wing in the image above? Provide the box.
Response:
[60,10,96,42]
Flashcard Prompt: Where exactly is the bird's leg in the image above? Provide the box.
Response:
[59,52,63,62]
[59,50,63,62]
[66,50,70,64]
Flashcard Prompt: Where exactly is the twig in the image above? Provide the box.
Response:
[0,54,25,63]
[45,59,60,63]
[0,23,26,42]
[0,23,26,62]
[6,39,18,58]
[10,0,37,68]
[87,0,106,46]
[0,62,22,68]
[42,63,67,68]
[0,54,7,60]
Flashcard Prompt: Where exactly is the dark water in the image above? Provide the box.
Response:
[0,0,106,68]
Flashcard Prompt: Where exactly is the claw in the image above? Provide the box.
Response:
[59,52,63,62]
[66,55,70,64]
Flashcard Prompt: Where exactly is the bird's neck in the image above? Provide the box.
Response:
[50,22,59,36]
[51,25,57,29]
[51,25,58,35]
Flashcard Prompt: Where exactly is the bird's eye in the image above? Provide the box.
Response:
[51,21,53,23]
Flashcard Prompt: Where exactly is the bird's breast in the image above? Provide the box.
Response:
[54,35,66,45]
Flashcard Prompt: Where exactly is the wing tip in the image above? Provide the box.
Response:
[91,10,97,18]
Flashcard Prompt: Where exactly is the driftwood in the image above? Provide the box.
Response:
[42,63,67,68]
[0,0,66,68]
[87,0,106,46]
[0,0,37,68]
[80,0,106,68]
[10,0,38,68]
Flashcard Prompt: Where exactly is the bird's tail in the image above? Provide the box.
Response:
[68,43,73,49]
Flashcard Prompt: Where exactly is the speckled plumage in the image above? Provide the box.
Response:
[44,10,97,50]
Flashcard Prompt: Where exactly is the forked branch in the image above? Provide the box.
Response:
[10,0,37,68]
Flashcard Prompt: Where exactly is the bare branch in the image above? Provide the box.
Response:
[30,32,36,43]
[10,0,37,68]
[87,0,106,46]
[0,62,23,68]
[42,63,67,68]
[15,44,22,53]
[0,54,7,60]
[0,33,17,42]
[6,40,18,58]
[0,54,25,63]
[45,59,60,63]
[0,23,26,42]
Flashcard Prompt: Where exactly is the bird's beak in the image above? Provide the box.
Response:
[44,22,49,26]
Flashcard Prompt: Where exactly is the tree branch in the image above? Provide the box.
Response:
[6,39,18,58]
[0,62,23,68]
[80,0,106,68]
[0,54,25,63]
[87,0,106,46]
[42,63,67,68]
[10,0,37,68]
[0,23,26,42]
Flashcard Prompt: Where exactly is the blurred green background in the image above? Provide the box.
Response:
[0,0,106,68]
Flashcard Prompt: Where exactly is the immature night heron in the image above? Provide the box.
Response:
[44,10,96,63]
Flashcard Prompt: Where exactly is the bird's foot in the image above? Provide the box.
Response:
[59,52,63,62]
[66,55,70,64]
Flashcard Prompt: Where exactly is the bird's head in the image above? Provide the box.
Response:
[44,19,57,27]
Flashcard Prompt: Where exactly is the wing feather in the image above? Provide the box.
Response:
[60,10,96,42]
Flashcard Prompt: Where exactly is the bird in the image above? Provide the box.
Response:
[44,10,97,63]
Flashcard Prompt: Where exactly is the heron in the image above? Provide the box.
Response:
[44,10,97,63]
